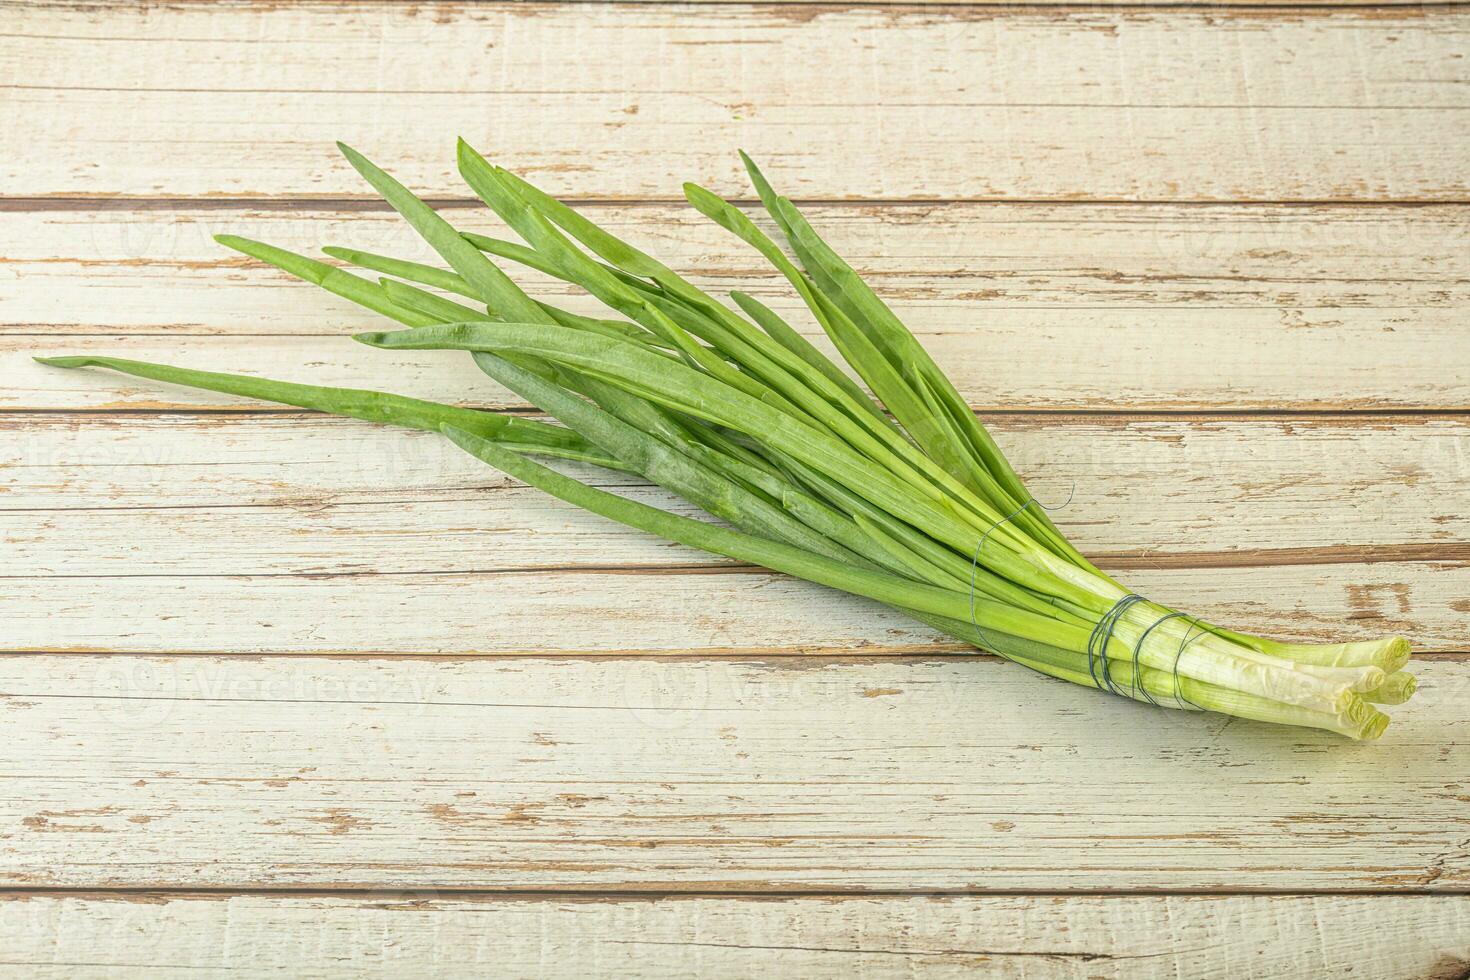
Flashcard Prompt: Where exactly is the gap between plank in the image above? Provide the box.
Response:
[5,87,1464,111]
[3,649,1464,660]
[0,884,1467,900]
[8,1,1470,21]
[1,539,1466,575]
[4,196,1470,212]
[19,0,1470,8]
[7,407,1470,419]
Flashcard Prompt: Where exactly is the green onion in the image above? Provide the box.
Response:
[38,142,1414,740]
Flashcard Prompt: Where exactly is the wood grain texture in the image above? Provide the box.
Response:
[7,560,1464,654]
[9,202,1469,411]
[19,326,1470,413]
[10,416,1466,564]
[1,655,1467,890]
[3,893,1469,978]
[14,203,1467,333]
[4,0,1466,948]
[5,3,1468,201]
[5,413,1466,653]
[9,413,1462,523]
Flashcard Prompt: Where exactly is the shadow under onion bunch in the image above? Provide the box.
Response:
[39,141,1416,739]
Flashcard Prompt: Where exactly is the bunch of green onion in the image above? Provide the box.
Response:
[40,142,1416,739]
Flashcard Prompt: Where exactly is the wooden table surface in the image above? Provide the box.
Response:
[4,0,1469,974]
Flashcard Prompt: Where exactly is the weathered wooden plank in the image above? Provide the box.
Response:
[5,4,1467,201]
[4,412,1465,652]
[18,319,1468,413]
[15,472,1468,576]
[3,893,1469,979]
[8,414,1463,550]
[8,201,1468,410]
[1,655,1466,890]
[5,560,1462,654]
[11,203,1466,332]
